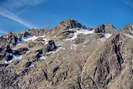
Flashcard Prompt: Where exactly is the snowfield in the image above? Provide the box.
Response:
[67,28,112,41]
[104,33,112,39]
[17,35,48,45]
[99,33,112,42]
[67,29,95,40]
[22,36,38,42]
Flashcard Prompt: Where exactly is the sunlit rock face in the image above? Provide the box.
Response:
[56,19,87,30]
[0,19,132,89]
[123,24,133,35]
[94,24,117,34]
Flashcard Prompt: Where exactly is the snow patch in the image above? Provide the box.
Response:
[76,29,95,34]
[5,60,13,64]
[22,36,38,42]
[43,38,49,44]
[17,35,38,45]
[38,53,46,60]
[104,33,112,39]
[69,32,78,40]
[67,29,94,40]
[13,55,22,60]
[99,33,112,42]
[40,56,46,60]
[5,54,23,64]
[17,35,48,45]
[29,64,35,68]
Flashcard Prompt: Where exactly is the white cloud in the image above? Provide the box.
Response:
[0,8,37,29]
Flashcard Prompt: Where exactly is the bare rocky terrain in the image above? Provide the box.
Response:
[0,19,133,89]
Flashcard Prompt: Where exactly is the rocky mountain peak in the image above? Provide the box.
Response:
[56,19,87,30]
[94,24,116,34]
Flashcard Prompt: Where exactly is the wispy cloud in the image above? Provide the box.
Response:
[0,8,37,29]
[0,0,47,10]
[0,0,47,29]
[0,0,48,33]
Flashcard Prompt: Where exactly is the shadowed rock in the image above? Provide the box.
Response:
[46,40,57,52]
[3,53,13,62]
[13,48,29,55]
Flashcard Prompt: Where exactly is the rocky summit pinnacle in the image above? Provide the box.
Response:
[94,24,116,34]
[0,19,133,89]
[56,19,87,30]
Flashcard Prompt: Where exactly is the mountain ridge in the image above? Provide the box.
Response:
[0,19,133,89]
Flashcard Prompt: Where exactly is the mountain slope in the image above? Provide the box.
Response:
[0,19,132,89]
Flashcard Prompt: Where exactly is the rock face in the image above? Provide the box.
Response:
[50,19,89,40]
[56,19,87,30]
[94,24,116,34]
[0,32,18,49]
[0,19,133,89]
[123,24,133,35]
[0,64,20,89]
[81,33,125,89]
[46,40,57,52]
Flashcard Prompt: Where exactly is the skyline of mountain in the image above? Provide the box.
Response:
[0,0,133,34]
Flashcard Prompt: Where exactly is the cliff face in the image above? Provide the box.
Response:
[0,20,133,89]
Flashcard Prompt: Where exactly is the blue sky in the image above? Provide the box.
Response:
[0,0,133,34]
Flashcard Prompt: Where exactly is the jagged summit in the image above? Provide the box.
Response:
[55,19,87,30]
[94,24,117,34]
[50,19,91,39]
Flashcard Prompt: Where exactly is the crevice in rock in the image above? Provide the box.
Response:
[81,73,98,89]
[53,66,59,74]
[43,71,48,80]
[93,57,110,88]
[77,76,82,89]
[112,34,124,68]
